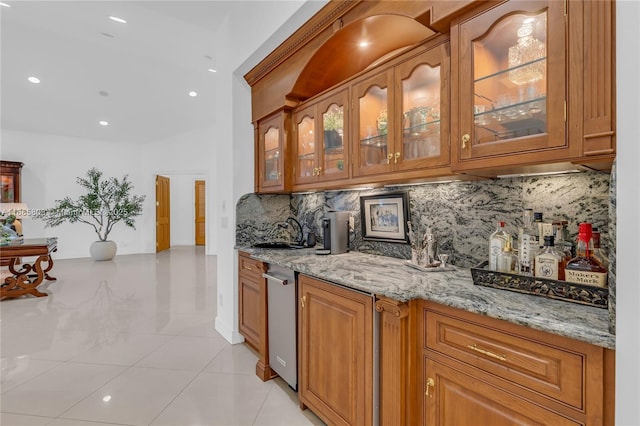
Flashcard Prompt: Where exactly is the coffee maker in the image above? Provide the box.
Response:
[320,211,350,254]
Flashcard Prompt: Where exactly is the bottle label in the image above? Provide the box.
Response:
[534,255,559,280]
[489,238,504,270]
[565,270,607,288]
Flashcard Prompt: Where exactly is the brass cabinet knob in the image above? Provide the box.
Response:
[394,152,400,164]
[462,133,471,149]
[425,377,435,397]
[387,153,394,164]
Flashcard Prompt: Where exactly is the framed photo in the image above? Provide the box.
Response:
[360,192,410,243]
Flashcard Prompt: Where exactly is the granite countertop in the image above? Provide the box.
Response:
[239,247,616,350]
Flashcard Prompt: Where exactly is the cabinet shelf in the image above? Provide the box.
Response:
[360,134,388,147]
[474,57,547,86]
[474,96,547,141]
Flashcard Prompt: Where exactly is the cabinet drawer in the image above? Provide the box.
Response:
[239,255,264,275]
[424,309,584,409]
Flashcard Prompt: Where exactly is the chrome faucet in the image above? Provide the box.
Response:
[285,217,304,246]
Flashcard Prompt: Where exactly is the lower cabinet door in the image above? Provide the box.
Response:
[424,358,580,426]
[298,275,373,426]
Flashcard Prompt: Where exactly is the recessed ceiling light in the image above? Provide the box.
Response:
[98,91,109,97]
[100,32,115,38]
[0,2,11,7]
[207,68,217,73]
[99,120,109,126]
[109,16,127,24]
[27,76,40,84]
[188,91,198,97]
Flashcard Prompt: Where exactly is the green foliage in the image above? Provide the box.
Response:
[38,168,146,241]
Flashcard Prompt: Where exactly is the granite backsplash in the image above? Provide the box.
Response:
[237,171,612,269]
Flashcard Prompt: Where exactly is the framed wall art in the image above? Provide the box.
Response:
[359,192,409,243]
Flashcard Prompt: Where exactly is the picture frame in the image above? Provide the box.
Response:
[360,192,410,243]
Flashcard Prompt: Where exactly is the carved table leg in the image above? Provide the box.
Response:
[1,255,51,300]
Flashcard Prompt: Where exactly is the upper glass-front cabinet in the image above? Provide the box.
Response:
[453,1,566,166]
[293,89,348,188]
[258,112,287,192]
[0,161,23,203]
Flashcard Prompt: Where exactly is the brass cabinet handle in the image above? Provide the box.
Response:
[394,152,400,164]
[467,344,507,362]
[312,167,318,176]
[301,295,306,308]
[317,167,322,176]
[387,153,393,164]
[425,377,435,397]
[462,133,470,149]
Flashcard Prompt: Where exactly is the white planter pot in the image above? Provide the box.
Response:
[90,240,117,261]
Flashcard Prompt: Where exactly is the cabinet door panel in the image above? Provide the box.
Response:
[318,90,349,182]
[258,113,284,191]
[395,42,450,171]
[425,358,580,426]
[351,70,394,177]
[298,275,373,426]
[452,1,567,169]
[293,105,317,185]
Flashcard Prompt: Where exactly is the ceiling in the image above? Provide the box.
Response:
[0,1,307,144]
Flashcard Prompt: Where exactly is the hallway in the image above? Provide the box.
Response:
[1,247,321,425]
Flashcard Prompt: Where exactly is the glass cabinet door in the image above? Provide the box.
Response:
[258,113,283,190]
[1,175,16,202]
[352,71,393,177]
[395,43,450,171]
[318,89,348,182]
[456,1,565,162]
[294,106,316,184]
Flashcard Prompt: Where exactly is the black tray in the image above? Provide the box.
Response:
[470,261,608,309]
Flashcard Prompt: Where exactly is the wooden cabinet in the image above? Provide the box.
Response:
[238,251,274,381]
[256,110,291,193]
[352,40,450,180]
[298,274,373,426]
[451,0,568,172]
[293,89,349,189]
[450,0,615,174]
[417,301,614,426]
[1,161,23,203]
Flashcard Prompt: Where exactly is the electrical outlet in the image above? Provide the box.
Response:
[349,216,355,231]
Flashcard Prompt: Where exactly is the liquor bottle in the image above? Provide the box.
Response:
[591,228,609,268]
[534,235,565,280]
[518,209,537,276]
[497,235,518,274]
[533,212,544,249]
[552,220,573,262]
[488,221,509,271]
[565,223,608,288]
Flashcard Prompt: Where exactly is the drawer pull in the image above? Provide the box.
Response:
[467,344,507,362]
[243,265,253,270]
[425,377,435,397]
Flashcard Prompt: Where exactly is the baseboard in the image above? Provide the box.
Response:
[215,315,245,344]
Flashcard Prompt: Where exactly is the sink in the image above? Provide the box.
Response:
[253,242,305,249]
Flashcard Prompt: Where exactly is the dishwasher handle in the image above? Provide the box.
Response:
[262,272,290,285]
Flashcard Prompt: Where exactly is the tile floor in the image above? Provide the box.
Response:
[1,246,323,426]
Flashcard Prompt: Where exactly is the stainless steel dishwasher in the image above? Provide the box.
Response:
[263,264,297,390]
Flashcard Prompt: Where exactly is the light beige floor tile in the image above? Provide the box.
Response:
[60,367,197,426]
[49,419,128,426]
[1,357,60,394]
[0,362,126,417]
[204,343,258,375]
[0,412,53,425]
[254,379,325,426]
[135,336,227,371]
[69,333,173,366]
[150,372,274,426]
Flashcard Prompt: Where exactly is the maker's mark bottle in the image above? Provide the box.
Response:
[565,223,608,288]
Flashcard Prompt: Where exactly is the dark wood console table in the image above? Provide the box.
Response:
[1,238,58,300]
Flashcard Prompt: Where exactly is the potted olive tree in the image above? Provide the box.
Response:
[39,167,145,260]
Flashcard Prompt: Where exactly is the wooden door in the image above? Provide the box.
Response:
[424,358,580,426]
[451,1,567,171]
[351,70,394,178]
[394,42,451,172]
[155,175,170,252]
[298,275,373,426]
[195,180,205,245]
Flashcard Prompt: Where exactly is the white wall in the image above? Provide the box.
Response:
[615,1,640,424]
[214,0,329,344]
[0,129,148,259]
